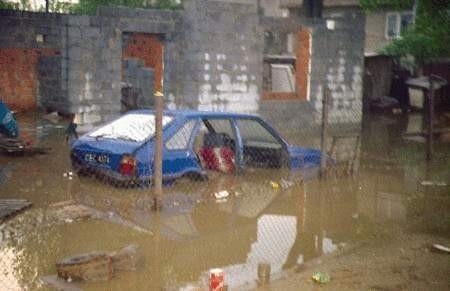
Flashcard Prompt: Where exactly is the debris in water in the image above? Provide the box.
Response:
[270,181,280,189]
[63,171,74,178]
[431,244,450,254]
[214,190,230,203]
[312,271,330,284]
[55,244,141,283]
[420,180,447,187]
[209,268,224,291]
[41,275,81,291]
[50,201,153,234]
[257,262,271,286]
[0,165,14,185]
[0,137,50,155]
[280,179,294,189]
[0,199,33,224]
[109,244,140,271]
[56,252,114,282]
[52,203,93,222]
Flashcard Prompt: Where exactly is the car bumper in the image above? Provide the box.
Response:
[71,154,141,185]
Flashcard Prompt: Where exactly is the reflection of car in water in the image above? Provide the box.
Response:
[70,110,326,186]
[72,171,358,289]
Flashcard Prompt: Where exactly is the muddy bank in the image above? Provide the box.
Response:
[265,227,450,291]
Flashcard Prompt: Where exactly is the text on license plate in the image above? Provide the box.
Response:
[84,153,110,164]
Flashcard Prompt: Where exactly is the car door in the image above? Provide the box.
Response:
[234,117,288,169]
[162,119,201,179]
[192,117,240,174]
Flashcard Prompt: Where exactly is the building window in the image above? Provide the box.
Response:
[385,12,414,39]
[36,34,45,43]
[262,29,310,101]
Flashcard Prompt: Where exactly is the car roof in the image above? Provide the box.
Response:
[129,109,259,119]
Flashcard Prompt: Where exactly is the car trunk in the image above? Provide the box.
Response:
[71,138,143,172]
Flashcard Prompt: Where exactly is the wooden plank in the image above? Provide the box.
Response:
[0,199,32,223]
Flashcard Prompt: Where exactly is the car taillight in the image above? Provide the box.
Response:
[119,155,136,176]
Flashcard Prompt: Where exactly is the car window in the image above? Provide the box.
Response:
[89,113,173,142]
[207,119,234,137]
[237,119,282,149]
[166,120,196,150]
[194,119,235,153]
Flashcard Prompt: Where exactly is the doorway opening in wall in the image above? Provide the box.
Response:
[262,28,310,101]
[121,32,164,111]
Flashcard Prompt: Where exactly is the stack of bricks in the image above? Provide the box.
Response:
[0,48,59,111]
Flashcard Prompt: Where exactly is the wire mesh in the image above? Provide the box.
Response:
[2,80,450,290]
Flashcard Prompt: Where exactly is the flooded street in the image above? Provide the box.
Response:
[1,112,449,291]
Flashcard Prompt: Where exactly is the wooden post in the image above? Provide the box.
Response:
[426,78,435,162]
[320,87,330,179]
[153,91,164,211]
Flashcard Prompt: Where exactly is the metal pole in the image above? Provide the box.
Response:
[320,87,330,178]
[153,91,164,211]
[426,78,434,162]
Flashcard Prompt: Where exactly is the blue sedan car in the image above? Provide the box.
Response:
[70,110,325,186]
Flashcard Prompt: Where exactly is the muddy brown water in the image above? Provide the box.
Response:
[0,112,449,290]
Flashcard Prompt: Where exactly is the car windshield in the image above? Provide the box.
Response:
[89,113,173,142]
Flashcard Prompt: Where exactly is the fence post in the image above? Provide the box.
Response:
[426,77,435,162]
[153,91,164,211]
[320,87,330,179]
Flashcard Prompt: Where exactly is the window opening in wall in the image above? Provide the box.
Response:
[36,34,45,43]
[262,29,310,101]
[385,12,413,39]
[270,63,296,92]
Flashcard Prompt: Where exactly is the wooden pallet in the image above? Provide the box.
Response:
[0,199,32,224]
[0,137,50,155]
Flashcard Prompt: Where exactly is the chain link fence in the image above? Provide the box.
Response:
[2,88,450,290]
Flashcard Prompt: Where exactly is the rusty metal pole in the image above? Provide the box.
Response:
[426,78,435,162]
[320,87,330,179]
[153,91,164,211]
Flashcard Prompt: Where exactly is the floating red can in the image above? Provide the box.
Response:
[209,268,224,291]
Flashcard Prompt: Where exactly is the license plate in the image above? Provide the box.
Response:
[84,153,110,164]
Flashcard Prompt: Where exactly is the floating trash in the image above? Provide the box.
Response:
[431,244,450,254]
[209,268,224,291]
[270,181,280,189]
[214,190,230,203]
[0,165,14,185]
[280,179,294,189]
[421,180,447,187]
[312,271,330,284]
[63,171,74,179]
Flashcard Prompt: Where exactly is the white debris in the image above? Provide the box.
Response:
[421,180,447,187]
[214,190,229,200]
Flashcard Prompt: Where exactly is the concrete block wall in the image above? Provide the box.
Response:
[0,2,365,136]
[180,0,263,113]
[311,8,365,125]
[0,10,62,111]
[61,15,122,130]
[60,7,180,130]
